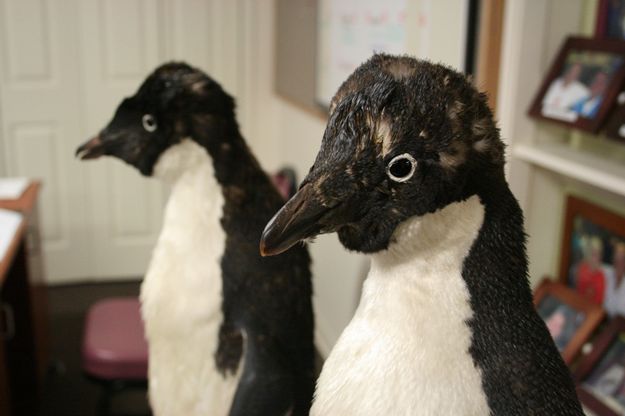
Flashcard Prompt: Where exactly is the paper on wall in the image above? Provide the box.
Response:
[316,0,407,107]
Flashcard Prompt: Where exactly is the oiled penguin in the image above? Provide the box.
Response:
[76,62,314,416]
[260,54,583,415]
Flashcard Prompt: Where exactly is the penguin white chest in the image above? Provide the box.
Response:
[140,140,241,416]
[311,196,491,416]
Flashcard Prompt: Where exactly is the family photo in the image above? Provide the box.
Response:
[528,36,625,132]
[541,51,623,122]
[567,214,625,317]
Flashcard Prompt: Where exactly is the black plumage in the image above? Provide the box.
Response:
[260,54,583,415]
[76,62,315,416]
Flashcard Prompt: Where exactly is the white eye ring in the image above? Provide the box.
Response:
[142,114,157,132]
[386,153,417,183]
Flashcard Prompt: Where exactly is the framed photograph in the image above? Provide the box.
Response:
[560,196,625,317]
[601,93,625,144]
[575,317,625,416]
[534,278,605,364]
[528,36,625,132]
[596,0,625,39]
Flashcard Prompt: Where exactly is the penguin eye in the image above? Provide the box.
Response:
[386,153,417,183]
[142,114,157,132]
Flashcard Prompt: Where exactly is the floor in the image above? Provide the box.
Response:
[39,280,150,416]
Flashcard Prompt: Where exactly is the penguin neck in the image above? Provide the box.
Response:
[152,139,221,224]
[363,194,487,354]
[188,114,263,188]
[463,174,532,300]
[311,196,492,415]
[370,194,485,273]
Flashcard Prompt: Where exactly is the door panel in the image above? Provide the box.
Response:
[0,0,252,283]
[78,0,165,279]
[0,0,92,281]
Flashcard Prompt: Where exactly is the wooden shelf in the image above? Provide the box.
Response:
[512,141,625,198]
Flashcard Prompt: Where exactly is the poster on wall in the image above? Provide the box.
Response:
[316,0,407,108]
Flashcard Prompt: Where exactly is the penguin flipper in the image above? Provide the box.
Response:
[228,372,295,416]
[216,322,244,374]
[227,339,297,416]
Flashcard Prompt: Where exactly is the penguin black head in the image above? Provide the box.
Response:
[261,54,506,256]
[75,62,235,176]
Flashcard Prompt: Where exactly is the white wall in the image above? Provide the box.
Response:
[405,0,469,69]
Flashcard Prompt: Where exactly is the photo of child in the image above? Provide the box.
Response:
[537,295,587,351]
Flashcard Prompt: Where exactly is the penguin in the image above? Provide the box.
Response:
[259,54,584,415]
[76,62,315,416]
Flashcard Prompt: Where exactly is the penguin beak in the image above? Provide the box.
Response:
[75,136,106,160]
[260,183,335,256]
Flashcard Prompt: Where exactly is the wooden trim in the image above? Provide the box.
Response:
[475,0,505,113]
[534,277,605,364]
[0,181,41,214]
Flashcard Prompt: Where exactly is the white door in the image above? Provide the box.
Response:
[0,0,93,280]
[77,0,167,280]
[0,0,254,283]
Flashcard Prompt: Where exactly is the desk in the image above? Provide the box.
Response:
[0,182,49,416]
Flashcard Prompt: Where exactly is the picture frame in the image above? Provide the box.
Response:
[601,93,625,144]
[527,36,625,132]
[559,196,625,317]
[574,317,625,416]
[595,0,625,39]
[534,278,605,364]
